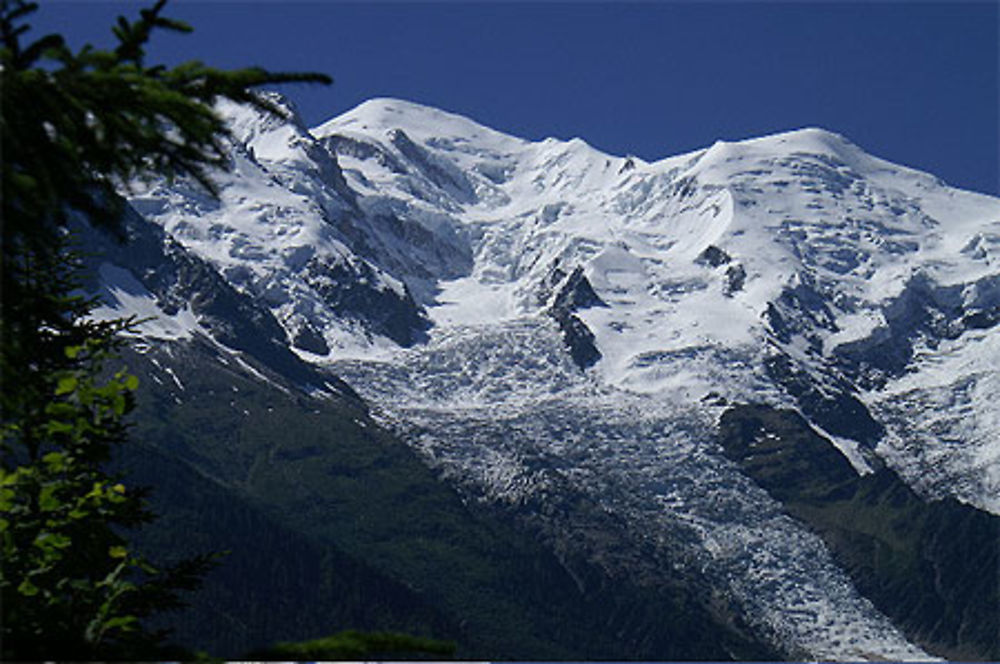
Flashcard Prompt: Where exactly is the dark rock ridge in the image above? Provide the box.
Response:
[388,128,477,204]
[552,313,601,370]
[297,136,359,209]
[763,353,884,449]
[536,262,569,307]
[541,264,607,370]
[724,264,746,296]
[696,245,746,296]
[763,271,841,354]
[291,323,330,355]
[552,265,608,311]
[718,404,999,661]
[321,133,408,175]
[696,244,732,267]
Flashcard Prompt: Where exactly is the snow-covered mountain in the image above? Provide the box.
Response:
[91,95,1000,661]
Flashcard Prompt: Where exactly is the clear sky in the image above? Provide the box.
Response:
[34,1,1000,195]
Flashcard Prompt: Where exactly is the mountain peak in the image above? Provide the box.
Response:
[326,96,448,125]
[766,125,850,144]
[683,126,865,174]
[313,97,524,152]
[749,126,864,161]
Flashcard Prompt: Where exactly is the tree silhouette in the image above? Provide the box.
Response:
[0,1,330,657]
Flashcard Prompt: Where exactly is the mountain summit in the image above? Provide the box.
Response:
[91,96,1000,661]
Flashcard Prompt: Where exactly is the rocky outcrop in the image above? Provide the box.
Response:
[763,353,884,447]
[763,272,841,353]
[696,245,745,296]
[696,244,732,268]
[541,265,607,370]
[321,133,408,175]
[388,128,477,204]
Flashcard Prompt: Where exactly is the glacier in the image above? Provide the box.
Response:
[93,94,1000,660]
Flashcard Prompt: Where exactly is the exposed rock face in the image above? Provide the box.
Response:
[724,263,746,295]
[696,244,732,267]
[291,323,330,355]
[388,128,478,204]
[551,312,601,369]
[833,271,1000,388]
[551,266,608,311]
[542,265,607,369]
[320,133,408,175]
[763,353,885,447]
[763,272,841,350]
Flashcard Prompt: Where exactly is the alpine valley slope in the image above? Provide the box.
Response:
[92,96,1000,660]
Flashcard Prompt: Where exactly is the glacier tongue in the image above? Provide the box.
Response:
[330,319,934,661]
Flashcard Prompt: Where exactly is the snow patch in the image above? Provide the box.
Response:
[90,263,198,340]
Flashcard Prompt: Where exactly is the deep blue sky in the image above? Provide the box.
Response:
[36,2,999,195]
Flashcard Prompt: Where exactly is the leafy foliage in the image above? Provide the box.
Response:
[0,0,328,658]
[0,242,219,658]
